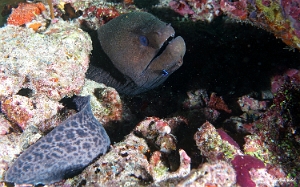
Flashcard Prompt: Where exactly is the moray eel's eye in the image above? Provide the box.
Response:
[139,35,149,46]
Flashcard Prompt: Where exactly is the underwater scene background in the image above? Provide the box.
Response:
[0,0,300,186]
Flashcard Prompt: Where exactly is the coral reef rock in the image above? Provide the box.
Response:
[177,161,236,187]
[80,79,123,126]
[0,21,92,100]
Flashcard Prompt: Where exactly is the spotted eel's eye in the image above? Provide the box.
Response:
[139,35,149,46]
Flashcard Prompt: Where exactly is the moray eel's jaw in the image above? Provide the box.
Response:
[97,12,186,92]
[139,34,186,87]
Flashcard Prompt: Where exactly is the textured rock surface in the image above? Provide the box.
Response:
[75,133,151,186]
[73,135,190,186]
[0,21,92,100]
[1,95,63,130]
[80,79,123,125]
[177,161,236,187]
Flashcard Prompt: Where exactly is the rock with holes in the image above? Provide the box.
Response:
[0,18,92,132]
[5,96,110,185]
[0,21,92,100]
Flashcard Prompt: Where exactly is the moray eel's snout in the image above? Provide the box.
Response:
[97,12,186,94]
[145,31,186,81]
[144,24,185,80]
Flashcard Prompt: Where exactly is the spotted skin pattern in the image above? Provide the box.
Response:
[5,96,110,185]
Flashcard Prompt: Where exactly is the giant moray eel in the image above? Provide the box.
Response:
[86,12,186,95]
[5,96,110,185]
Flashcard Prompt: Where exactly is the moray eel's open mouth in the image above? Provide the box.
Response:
[143,32,185,77]
[151,34,175,62]
[143,32,186,78]
[142,34,176,73]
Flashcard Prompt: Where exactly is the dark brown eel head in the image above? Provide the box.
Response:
[88,12,186,95]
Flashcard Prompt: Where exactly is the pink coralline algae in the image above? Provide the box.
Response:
[239,72,300,184]
[238,95,267,112]
[280,0,300,37]
[169,0,247,22]
[271,69,300,93]
[216,128,240,149]
[194,121,286,186]
[220,0,248,20]
[169,1,195,16]
[231,155,265,187]
[169,0,221,22]
[170,0,300,50]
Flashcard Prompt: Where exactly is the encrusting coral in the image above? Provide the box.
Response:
[7,2,46,26]
[194,121,293,186]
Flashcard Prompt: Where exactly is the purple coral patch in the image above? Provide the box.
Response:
[231,155,265,187]
[281,0,300,37]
